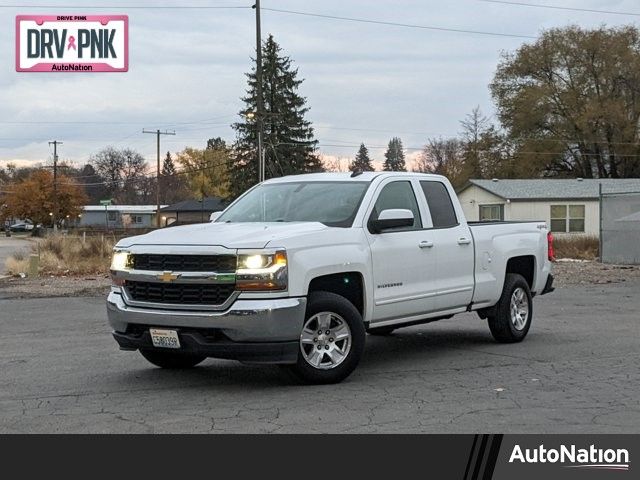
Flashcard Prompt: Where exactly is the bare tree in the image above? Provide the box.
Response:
[415,138,467,188]
[91,147,150,204]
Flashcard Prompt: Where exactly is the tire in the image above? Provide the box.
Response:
[487,273,533,343]
[139,349,206,369]
[284,291,366,385]
[367,326,396,336]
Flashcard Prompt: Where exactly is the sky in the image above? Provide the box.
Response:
[1,0,639,171]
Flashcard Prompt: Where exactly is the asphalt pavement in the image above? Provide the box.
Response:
[1,280,639,433]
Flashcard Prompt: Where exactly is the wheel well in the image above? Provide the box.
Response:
[506,255,535,289]
[308,272,364,316]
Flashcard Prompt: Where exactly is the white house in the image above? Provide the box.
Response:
[78,205,165,229]
[457,178,640,237]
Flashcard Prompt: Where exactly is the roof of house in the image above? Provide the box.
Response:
[460,178,640,200]
[83,205,165,213]
[159,197,228,213]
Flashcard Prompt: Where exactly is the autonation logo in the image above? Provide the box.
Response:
[509,444,630,471]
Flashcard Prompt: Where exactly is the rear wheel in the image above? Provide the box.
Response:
[284,291,366,384]
[139,349,206,369]
[487,273,533,343]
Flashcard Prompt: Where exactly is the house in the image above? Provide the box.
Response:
[457,178,640,236]
[158,197,228,227]
[79,205,164,229]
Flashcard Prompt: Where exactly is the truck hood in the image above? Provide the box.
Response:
[116,222,330,249]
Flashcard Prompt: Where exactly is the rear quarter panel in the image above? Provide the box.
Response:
[470,222,551,307]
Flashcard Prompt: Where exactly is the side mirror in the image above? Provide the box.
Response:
[370,209,414,233]
[209,211,223,222]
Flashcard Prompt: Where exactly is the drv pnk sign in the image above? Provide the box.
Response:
[16,15,128,72]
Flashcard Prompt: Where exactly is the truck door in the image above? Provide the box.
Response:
[365,178,438,323]
[417,180,474,311]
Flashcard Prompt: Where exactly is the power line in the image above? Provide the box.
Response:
[0,4,250,9]
[480,0,640,17]
[262,7,536,39]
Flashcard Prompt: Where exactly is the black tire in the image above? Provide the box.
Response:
[139,349,206,369]
[284,291,366,385]
[487,273,533,343]
[367,326,396,336]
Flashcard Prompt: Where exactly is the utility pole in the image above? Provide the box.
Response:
[48,140,62,232]
[143,129,175,227]
[253,0,265,183]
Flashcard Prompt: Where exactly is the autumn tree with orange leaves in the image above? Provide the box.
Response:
[3,170,87,226]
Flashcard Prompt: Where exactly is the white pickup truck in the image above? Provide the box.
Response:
[108,172,554,384]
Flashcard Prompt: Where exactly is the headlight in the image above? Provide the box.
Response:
[110,251,130,271]
[236,250,287,291]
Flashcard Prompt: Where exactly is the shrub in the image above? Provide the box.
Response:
[5,234,116,276]
[553,235,599,260]
[5,256,29,275]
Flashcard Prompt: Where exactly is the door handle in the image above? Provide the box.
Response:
[457,237,471,245]
[419,240,434,249]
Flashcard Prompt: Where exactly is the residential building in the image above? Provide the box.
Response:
[78,205,164,229]
[457,178,640,237]
[158,197,228,227]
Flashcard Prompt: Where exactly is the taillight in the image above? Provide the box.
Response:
[547,231,556,262]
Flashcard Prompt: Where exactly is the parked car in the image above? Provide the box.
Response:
[107,172,554,384]
[9,222,34,232]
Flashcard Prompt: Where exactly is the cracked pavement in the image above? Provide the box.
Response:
[1,280,639,433]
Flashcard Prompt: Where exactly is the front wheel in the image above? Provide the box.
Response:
[284,291,366,384]
[139,349,206,369]
[487,273,533,343]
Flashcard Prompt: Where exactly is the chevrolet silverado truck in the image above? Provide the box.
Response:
[108,172,554,384]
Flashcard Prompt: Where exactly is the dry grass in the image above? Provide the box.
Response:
[5,235,116,276]
[5,250,29,275]
[553,235,599,260]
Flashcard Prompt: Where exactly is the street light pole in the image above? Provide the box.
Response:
[254,0,265,183]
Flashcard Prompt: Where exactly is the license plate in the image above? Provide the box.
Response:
[149,328,180,349]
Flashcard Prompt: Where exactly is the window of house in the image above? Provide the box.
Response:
[131,215,143,224]
[107,211,117,222]
[479,204,504,221]
[550,205,585,233]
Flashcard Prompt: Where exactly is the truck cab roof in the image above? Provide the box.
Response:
[262,171,447,184]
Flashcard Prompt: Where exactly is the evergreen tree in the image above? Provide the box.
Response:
[230,34,322,198]
[159,151,188,204]
[383,137,406,171]
[350,143,374,172]
[161,151,176,176]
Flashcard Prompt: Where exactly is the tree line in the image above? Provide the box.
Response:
[2,25,640,224]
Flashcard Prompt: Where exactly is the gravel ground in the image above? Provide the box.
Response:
[1,260,638,299]
[552,259,640,287]
[0,275,111,299]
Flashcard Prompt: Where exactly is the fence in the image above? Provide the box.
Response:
[600,189,640,265]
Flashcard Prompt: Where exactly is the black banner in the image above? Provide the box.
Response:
[0,434,635,479]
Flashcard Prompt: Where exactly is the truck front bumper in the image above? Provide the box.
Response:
[107,291,306,364]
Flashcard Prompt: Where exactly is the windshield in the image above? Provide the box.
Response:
[218,181,370,227]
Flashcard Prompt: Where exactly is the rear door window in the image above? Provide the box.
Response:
[420,181,458,228]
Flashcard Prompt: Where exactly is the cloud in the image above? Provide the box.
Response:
[2,0,638,167]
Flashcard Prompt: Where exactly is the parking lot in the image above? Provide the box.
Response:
[0,277,638,433]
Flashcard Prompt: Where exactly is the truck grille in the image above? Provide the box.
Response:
[125,281,235,306]
[129,254,236,273]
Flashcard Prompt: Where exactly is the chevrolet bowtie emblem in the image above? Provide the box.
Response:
[158,271,180,282]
